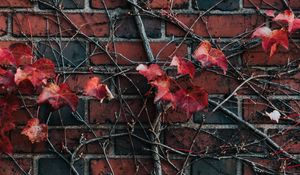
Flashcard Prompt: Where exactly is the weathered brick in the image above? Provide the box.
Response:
[194,0,239,10]
[37,41,87,67]
[86,129,110,154]
[243,0,283,9]
[0,0,32,7]
[0,159,32,175]
[166,14,264,37]
[39,0,84,9]
[242,158,284,174]
[146,0,189,9]
[117,73,150,95]
[268,129,300,154]
[243,42,300,66]
[13,13,109,37]
[90,0,128,9]
[115,15,161,38]
[90,41,188,65]
[38,158,84,175]
[10,129,32,153]
[0,14,7,36]
[191,158,237,174]
[89,99,156,124]
[90,159,153,175]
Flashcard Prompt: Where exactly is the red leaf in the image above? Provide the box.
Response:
[170,56,195,78]
[84,77,114,102]
[0,96,19,153]
[192,41,227,74]
[252,27,289,57]
[0,48,16,66]
[171,86,208,115]
[136,64,165,81]
[14,58,56,88]
[21,118,48,143]
[9,43,33,66]
[0,68,16,92]
[37,83,78,111]
[265,10,275,17]
[273,10,300,33]
[150,76,172,102]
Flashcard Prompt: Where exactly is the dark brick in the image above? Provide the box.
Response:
[117,73,150,95]
[194,0,240,10]
[114,129,152,155]
[193,97,238,124]
[39,0,84,9]
[191,158,237,174]
[37,41,87,67]
[0,14,7,36]
[39,99,85,125]
[90,0,128,9]
[0,158,32,175]
[115,15,161,38]
[38,158,84,175]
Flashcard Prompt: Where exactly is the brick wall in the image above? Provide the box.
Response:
[0,0,299,175]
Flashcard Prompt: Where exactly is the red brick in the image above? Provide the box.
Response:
[0,158,32,175]
[90,42,188,65]
[0,0,32,7]
[146,0,189,9]
[162,108,191,123]
[242,158,282,175]
[90,0,128,9]
[12,13,109,37]
[0,14,7,36]
[166,14,264,37]
[89,99,156,124]
[10,129,32,153]
[90,159,153,175]
[290,0,300,9]
[243,43,300,66]
[188,71,238,94]
[269,129,300,154]
[86,129,110,153]
[243,0,284,9]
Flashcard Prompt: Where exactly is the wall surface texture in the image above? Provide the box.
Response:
[0,0,299,175]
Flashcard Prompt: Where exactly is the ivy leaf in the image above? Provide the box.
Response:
[273,10,300,33]
[0,96,19,153]
[15,58,56,88]
[252,27,289,57]
[150,76,172,102]
[21,118,48,143]
[37,83,78,111]
[136,64,165,81]
[170,56,195,78]
[192,41,227,74]
[0,48,16,66]
[0,68,16,92]
[265,110,281,123]
[172,86,208,116]
[84,77,114,102]
[9,43,33,66]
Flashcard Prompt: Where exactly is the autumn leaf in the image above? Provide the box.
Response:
[265,10,275,17]
[0,96,19,153]
[170,56,195,78]
[37,83,78,111]
[0,68,16,92]
[15,58,56,88]
[136,64,166,81]
[84,76,114,102]
[252,27,289,57]
[0,48,16,66]
[192,41,227,74]
[171,86,208,116]
[9,43,33,66]
[21,118,48,143]
[273,10,300,33]
[150,76,172,102]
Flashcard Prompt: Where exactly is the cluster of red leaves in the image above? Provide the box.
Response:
[0,43,114,154]
[253,10,300,57]
[136,41,225,116]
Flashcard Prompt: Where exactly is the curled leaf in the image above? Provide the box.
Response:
[21,118,48,143]
[265,110,281,123]
[192,41,227,74]
[170,56,195,78]
[84,77,114,102]
[9,43,33,66]
[37,83,78,111]
[136,64,165,81]
[14,58,56,88]
[252,27,289,57]
[273,10,300,33]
